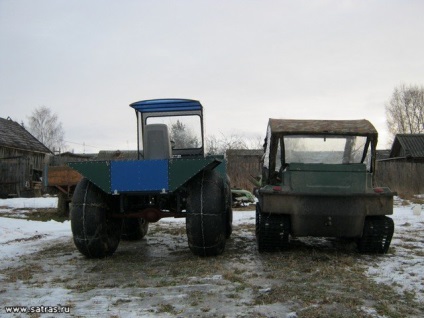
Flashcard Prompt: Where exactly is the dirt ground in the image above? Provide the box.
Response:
[1,207,424,318]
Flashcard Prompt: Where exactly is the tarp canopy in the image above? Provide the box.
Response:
[268,119,378,138]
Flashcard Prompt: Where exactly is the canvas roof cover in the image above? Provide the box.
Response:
[268,119,378,138]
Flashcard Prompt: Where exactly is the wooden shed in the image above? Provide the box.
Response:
[375,134,424,195]
[389,134,424,162]
[0,117,52,197]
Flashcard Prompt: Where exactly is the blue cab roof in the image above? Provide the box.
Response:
[130,99,202,113]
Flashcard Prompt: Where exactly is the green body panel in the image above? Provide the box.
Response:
[168,157,222,191]
[211,155,226,178]
[69,157,225,194]
[286,163,367,194]
[68,161,111,193]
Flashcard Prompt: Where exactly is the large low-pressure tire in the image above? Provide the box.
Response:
[121,218,149,241]
[224,176,233,239]
[186,169,227,257]
[71,178,122,258]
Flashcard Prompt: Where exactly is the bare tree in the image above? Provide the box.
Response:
[206,133,263,155]
[244,134,264,150]
[205,134,221,155]
[386,84,424,142]
[170,120,199,148]
[28,106,65,152]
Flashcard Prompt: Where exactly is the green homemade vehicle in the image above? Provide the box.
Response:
[69,99,232,258]
[256,119,395,253]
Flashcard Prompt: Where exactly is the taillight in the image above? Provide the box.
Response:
[374,187,384,193]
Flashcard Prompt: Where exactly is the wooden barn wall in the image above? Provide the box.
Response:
[0,147,47,196]
[48,154,91,166]
[226,151,262,192]
[375,161,424,195]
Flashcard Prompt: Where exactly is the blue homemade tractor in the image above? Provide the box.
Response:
[69,99,232,258]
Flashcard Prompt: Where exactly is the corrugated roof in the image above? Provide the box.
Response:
[268,119,378,137]
[0,117,52,154]
[390,134,424,158]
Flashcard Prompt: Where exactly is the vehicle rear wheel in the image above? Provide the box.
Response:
[257,204,290,252]
[121,218,149,241]
[71,178,122,258]
[186,170,227,256]
[225,176,233,239]
[57,191,70,217]
[357,216,394,254]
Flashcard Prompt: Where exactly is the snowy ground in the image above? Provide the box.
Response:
[0,197,423,317]
[365,198,424,302]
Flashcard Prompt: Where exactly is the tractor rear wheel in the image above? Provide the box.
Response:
[71,178,122,258]
[121,218,149,241]
[225,176,233,239]
[186,170,227,256]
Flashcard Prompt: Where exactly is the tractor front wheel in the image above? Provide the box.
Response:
[186,170,227,256]
[71,178,122,258]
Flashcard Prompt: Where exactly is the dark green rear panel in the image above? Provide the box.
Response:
[168,157,222,191]
[287,163,367,194]
[69,157,224,194]
[68,161,111,193]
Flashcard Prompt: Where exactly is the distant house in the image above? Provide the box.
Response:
[374,134,424,194]
[0,117,52,197]
[388,134,424,162]
[48,151,95,166]
[376,149,391,161]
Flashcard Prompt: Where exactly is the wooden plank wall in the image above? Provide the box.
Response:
[0,147,47,196]
[375,161,424,195]
[226,149,262,192]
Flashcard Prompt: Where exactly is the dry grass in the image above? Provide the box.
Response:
[2,214,423,317]
[157,303,178,314]
[0,208,68,222]
[3,264,44,283]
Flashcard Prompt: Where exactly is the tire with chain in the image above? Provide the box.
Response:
[71,178,122,258]
[357,216,394,254]
[121,218,149,241]
[255,203,260,237]
[225,176,233,239]
[186,169,226,256]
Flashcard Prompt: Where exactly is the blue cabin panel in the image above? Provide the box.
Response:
[111,160,169,192]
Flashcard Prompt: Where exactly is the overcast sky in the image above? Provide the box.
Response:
[1,0,423,152]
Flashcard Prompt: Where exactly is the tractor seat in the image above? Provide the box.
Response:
[143,124,172,160]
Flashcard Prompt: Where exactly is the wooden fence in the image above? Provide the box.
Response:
[375,161,424,195]
[226,149,262,192]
